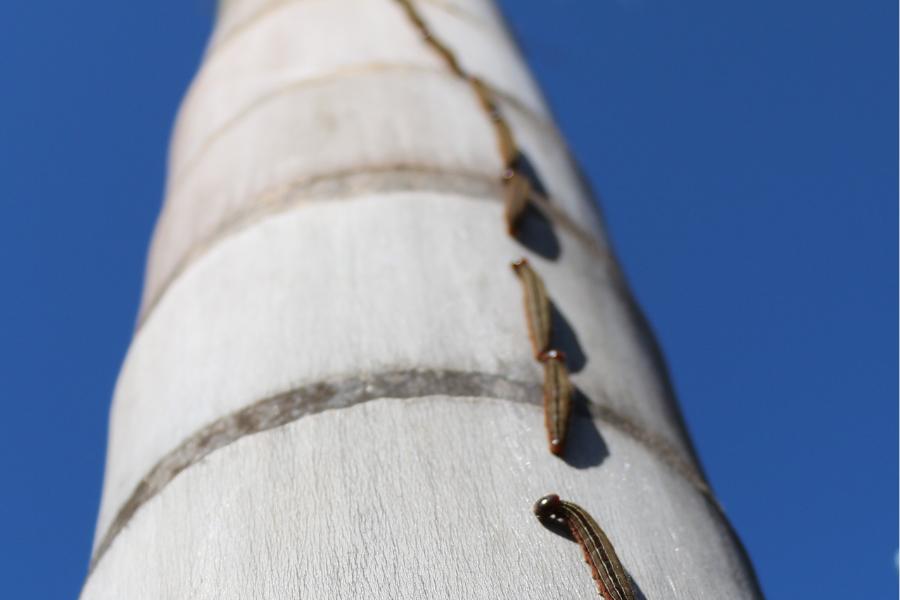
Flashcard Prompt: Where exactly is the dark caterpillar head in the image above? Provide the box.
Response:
[533,494,563,523]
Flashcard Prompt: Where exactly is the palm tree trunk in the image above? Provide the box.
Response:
[82,0,762,597]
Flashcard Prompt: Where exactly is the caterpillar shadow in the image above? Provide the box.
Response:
[549,301,587,373]
[512,153,561,260]
[560,388,607,469]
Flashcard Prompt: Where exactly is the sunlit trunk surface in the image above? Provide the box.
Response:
[81,1,761,597]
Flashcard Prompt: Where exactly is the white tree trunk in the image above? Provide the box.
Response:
[82,0,761,597]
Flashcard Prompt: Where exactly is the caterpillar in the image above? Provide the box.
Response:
[511,258,551,358]
[534,494,636,600]
[503,168,532,235]
[539,349,572,456]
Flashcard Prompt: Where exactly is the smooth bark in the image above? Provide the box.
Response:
[83,1,761,597]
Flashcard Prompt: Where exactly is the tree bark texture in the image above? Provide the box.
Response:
[82,0,762,597]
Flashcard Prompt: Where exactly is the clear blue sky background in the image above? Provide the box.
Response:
[0,1,895,598]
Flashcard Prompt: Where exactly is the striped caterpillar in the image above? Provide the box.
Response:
[534,494,636,600]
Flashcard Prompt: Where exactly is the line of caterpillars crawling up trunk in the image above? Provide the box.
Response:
[393,1,636,597]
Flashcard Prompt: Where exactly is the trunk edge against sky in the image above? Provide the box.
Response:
[82,1,762,597]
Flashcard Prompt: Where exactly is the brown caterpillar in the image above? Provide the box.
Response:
[539,349,572,455]
[395,0,465,76]
[502,168,531,234]
[511,258,551,358]
[468,76,518,164]
[395,0,525,215]
[534,494,636,600]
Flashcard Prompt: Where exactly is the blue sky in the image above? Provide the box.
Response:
[0,0,895,598]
